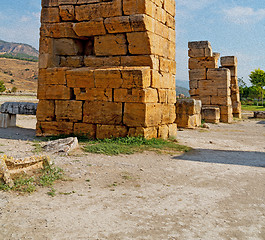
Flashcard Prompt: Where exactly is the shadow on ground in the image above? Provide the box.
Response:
[0,127,36,141]
[257,120,265,126]
[174,149,265,168]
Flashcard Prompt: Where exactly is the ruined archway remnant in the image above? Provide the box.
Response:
[37,0,177,139]
[188,41,242,123]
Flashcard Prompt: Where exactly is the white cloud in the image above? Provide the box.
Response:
[223,6,265,24]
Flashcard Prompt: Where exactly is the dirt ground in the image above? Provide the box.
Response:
[0,101,265,239]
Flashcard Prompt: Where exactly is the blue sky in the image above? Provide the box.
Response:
[0,0,264,85]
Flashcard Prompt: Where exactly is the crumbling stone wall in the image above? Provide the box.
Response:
[37,0,177,139]
[188,41,241,123]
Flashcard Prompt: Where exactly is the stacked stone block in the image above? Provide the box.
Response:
[221,56,241,118]
[37,0,177,139]
[175,99,201,129]
[188,41,236,123]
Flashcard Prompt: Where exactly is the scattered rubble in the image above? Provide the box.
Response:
[0,155,50,187]
[41,137,79,154]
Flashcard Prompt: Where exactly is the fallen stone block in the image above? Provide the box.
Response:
[254,111,265,119]
[202,106,220,124]
[0,155,50,187]
[41,137,79,154]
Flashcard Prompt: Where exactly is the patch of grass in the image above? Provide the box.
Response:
[39,164,64,187]
[241,104,265,111]
[47,187,56,197]
[32,142,43,154]
[0,164,64,193]
[0,151,4,154]
[59,191,75,195]
[82,136,191,156]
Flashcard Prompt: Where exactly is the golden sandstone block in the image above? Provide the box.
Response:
[36,100,55,122]
[202,107,220,124]
[114,88,158,103]
[59,5,75,21]
[128,126,158,139]
[55,100,83,122]
[36,121,73,136]
[83,101,123,125]
[73,19,106,37]
[41,7,60,23]
[95,34,128,56]
[66,68,94,88]
[74,88,112,101]
[74,123,96,138]
[96,125,128,139]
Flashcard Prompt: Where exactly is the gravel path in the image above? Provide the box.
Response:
[0,111,264,239]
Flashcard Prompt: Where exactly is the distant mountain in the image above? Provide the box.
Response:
[0,39,38,61]
[175,79,189,89]
[175,79,189,97]
[176,86,190,97]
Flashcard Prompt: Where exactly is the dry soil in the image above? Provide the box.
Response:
[0,100,264,240]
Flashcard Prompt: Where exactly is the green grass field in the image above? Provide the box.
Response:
[241,105,265,111]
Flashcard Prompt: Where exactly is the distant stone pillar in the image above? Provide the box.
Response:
[221,56,241,119]
[188,41,233,123]
[37,0,177,138]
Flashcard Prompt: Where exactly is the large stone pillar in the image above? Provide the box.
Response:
[188,41,234,123]
[220,56,242,119]
[37,0,177,139]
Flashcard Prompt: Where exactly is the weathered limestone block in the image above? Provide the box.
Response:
[1,102,38,115]
[1,155,50,187]
[0,113,16,128]
[254,111,265,119]
[42,137,79,154]
[41,7,60,23]
[175,99,202,129]
[60,56,84,68]
[73,19,106,37]
[36,121,74,136]
[74,88,112,101]
[75,0,122,21]
[124,103,163,127]
[96,125,128,139]
[74,123,96,138]
[220,56,238,67]
[59,5,75,21]
[38,85,71,100]
[37,100,55,122]
[202,107,220,124]
[39,68,67,85]
[66,68,94,88]
[128,126,158,139]
[53,39,83,56]
[55,100,83,122]
[189,57,218,70]
[83,101,123,125]
[95,34,128,56]
[158,125,169,139]
[114,88,158,103]
[40,23,78,38]
[189,69,207,81]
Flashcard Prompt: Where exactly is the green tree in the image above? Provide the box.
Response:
[11,86,17,93]
[0,80,6,93]
[249,69,265,105]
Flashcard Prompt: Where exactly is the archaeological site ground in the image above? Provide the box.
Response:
[0,0,265,239]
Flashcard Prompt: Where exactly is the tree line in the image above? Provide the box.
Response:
[239,69,265,106]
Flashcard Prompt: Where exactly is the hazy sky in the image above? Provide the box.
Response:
[0,0,264,85]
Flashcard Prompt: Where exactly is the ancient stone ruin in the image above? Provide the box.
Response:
[188,41,241,123]
[37,0,177,139]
